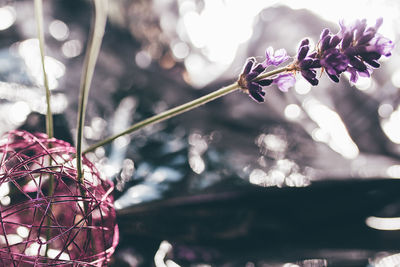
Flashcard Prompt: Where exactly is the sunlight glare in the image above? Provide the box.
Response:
[304,98,359,159]
[381,105,400,144]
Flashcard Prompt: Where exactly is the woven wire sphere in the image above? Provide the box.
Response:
[0,130,119,266]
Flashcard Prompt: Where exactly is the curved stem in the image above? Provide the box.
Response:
[83,66,289,154]
[34,0,53,138]
[76,0,108,184]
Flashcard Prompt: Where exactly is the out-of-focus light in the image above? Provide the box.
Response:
[282,0,398,41]
[4,234,22,246]
[387,165,400,178]
[0,196,10,206]
[154,241,173,267]
[311,128,329,143]
[304,98,359,159]
[49,20,69,41]
[189,154,205,174]
[374,253,400,267]
[381,105,400,144]
[295,77,312,95]
[249,168,267,185]
[47,249,70,260]
[378,103,394,118]
[9,101,30,125]
[179,0,196,15]
[284,104,301,120]
[366,216,400,231]
[172,41,190,60]
[18,39,66,90]
[0,6,16,31]
[354,76,373,91]
[257,133,287,153]
[283,264,301,267]
[184,53,228,87]
[62,39,82,58]
[114,184,161,208]
[16,226,29,238]
[135,50,152,69]
[0,182,10,197]
[391,69,400,88]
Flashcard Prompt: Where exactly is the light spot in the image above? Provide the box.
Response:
[0,182,10,197]
[154,241,173,267]
[16,226,29,238]
[294,78,311,95]
[354,76,372,91]
[249,168,267,185]
[62,39,82,58]
[284,104,301,120]
[378,103,394,118]
[19,39,66,89]
[0,196,10,206]
[304,98,359,159]
[374,253,400,267]
[6,234,23,246]
[257,134,287,154]
[49,20,69,41]
[47,248,70,260]
[387,165,400,178]
[366,216,400,231]
[172,41,189,60]
[189,153,205,174]
[135,50,152,69]
[391,69,400,87]
[381,105,400,144]
[10,101,30,124]
[0,6,16,31]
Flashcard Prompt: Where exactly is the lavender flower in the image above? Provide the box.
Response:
[238,18,393,103]
[263,47,290,67]
[238,48,290,103]
[273,73,296,92]
[317,29,348,82]
[238,57,270,102]
[339,18,394,82]
[295,38,320,85]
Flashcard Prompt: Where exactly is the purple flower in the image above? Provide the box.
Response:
[369,34,394,57]
[273,73,295,92]
[238,48,290,102]
[339,18,394,82]
[263,47,290,67]
[320,48,349,82]
[316,29,348,82]
[238,57,271,103]
[294,38,320,86]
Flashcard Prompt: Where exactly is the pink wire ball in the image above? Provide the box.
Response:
[0,130,119,266]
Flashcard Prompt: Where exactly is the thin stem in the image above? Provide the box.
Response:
[34,0,54,259]
[76,0,108,184]
[34,0,53,138]
[83,66,289,154]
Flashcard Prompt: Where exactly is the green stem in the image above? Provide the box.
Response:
[34,0,53,138]
[76,0,108,184]
[34,0,54,258]
[83,66,289,154]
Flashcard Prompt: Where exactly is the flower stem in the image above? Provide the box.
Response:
[83,66,289,154]
[34,0,54,258]
[76,0,108,185]
[34,0,53,138]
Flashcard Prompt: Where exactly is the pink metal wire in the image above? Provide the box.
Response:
[0,130,119,266]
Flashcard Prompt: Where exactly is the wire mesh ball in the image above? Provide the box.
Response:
[0,130,119,266]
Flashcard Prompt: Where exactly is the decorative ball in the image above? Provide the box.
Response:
[0,130,119,266]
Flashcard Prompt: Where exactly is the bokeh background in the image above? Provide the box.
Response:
[0,0,400,266]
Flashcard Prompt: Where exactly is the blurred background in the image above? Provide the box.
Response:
[0,0,400,266]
